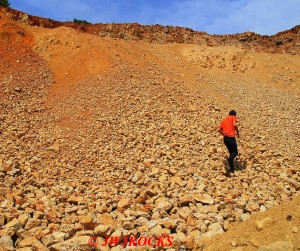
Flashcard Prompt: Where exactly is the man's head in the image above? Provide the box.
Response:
[229,110,237,116]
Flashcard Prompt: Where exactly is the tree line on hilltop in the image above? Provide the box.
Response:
[0,0,10,8]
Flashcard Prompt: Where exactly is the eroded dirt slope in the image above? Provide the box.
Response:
[0,7,299,251]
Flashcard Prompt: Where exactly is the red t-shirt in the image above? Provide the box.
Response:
[219,116,237,137]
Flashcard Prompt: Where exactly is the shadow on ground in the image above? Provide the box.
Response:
[235,159,248,171]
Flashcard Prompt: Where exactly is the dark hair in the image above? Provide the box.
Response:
[229,110,237,116]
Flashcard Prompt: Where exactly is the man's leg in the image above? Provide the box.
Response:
[223,136,231,171]
[227,138,238,172]
[224,136,238,172]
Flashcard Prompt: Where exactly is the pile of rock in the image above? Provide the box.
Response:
[1,60,299,250]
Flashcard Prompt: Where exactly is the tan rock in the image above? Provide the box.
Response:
[94,224,116,238]
[137,225,148,234]
[186,178,195,190]
[0,158,3,172]
[0,214,5,225]
[41,234,57,247]
[250,239,260,247]
[185,230,201,250]
[148,224,163,235]
[67,196,80,205]
[28,226,43,239]
[179,195,195,206]
[59,224,76,236]
[78,215,98,230]
[150,167,160,176]
[75,230,94,236]
[161,219,177,230]
[49,236,91,251]
[45,208,60,223]
[0,227,16,237]
[231,240,238,247]
[18,237,37,247]
[16,229,31,239]
[193,194,214,205]
[158,174,167,182]
[171,176,185,187]
[65,206,78,214]
[187,215,197,226]
[171,232,186,249]
[33,211,44,220]
[247,202,259,212]
[255,217,272,231]
[25,218,41,230]
[97,214,116,226]
[117,198,131,211]
[18,214,29,227]
[155,197,173,211]
[51,232,66,243]
[241,213,251,222]
[18,236,49,251]
[203,223,224,238]
[178,206,192,220]
[5,218,21,231]
[47,144,60,152]
[0,235,14,251]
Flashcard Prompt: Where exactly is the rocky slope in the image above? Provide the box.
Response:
[3,7,300,55]
[0,7,300,251]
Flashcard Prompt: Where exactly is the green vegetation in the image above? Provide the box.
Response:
[0,0,10,8]
[73,19,91,25]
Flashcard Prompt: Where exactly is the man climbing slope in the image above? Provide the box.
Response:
[219,110,240,175]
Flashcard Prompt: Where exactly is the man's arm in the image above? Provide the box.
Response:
[233,121,240,138]
[218,124,224,136]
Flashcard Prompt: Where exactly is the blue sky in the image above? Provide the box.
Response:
[10,0,300,35]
